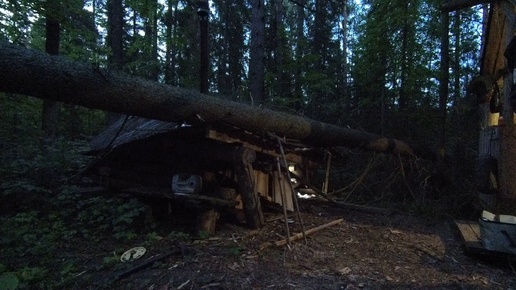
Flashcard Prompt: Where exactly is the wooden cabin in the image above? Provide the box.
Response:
[470,0,516,210]
[88,116,322,232]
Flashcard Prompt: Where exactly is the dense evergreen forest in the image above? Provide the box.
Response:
[0,0,495,288]
[0,0,484,142]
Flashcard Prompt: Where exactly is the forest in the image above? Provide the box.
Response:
[2,0,513,289]
[0,0,485,141]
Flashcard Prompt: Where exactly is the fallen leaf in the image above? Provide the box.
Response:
[338,267,352,275]
[227,262,240,271]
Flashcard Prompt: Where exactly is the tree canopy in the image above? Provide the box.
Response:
[0,0,485,144]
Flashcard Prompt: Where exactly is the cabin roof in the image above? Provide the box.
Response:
[89,117,181,152]
[89,116,325,165]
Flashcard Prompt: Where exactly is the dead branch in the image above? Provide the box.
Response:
[274,218,344,246]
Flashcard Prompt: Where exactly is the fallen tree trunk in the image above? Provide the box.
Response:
[0,43,427,157]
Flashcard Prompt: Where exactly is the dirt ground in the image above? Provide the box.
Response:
[72,198,516,290]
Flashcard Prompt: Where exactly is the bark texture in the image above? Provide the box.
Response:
[249,0,265,104]
[106,0,125,125]
[0,43,427,157]
[41,0,61,144]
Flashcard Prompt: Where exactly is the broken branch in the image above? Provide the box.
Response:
[275,218,344,246]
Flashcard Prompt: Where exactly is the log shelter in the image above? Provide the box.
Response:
[453,0,516,258]
[88,116,322,231]
[470,0,516,210]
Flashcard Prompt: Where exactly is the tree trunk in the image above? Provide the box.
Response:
[438,9,450,157]
[399,1,409,112]
[452,11,461,123]
[198,0,209,94]
[340,1,348,118]
[274,0,285,99]
[0,43,431,158]
[41,0,61,145]
[107,0,124,70]
[151,0,159,82]
[164,0,177,85]
[310,0,329,121]
[64,104,83,139]
[249,0,265,105]
[106,0,125,125]
[294,0,305,111]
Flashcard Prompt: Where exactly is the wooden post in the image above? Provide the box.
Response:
[276,157,291,246]
[197,208,219,236]
[322,151,332,194]
[233,147,264,228]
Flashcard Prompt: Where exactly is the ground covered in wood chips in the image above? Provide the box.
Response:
[64,198,516,290]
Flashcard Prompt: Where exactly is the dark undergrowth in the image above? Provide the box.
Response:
[0,136,185,289]
[309,148,482,220]
[0,135,482,289]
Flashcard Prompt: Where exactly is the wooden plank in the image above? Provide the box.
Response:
[255,170,269,198]
[455,220,482,242]
[207,128,305,164]
[272,171,294,211]
[454,220,487,254]
[123,187,238,208]
[454,220,516,260]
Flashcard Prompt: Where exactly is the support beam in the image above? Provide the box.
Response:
[233,147,264,228]
[441,0,492,12]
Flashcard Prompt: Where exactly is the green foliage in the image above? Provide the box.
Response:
[0,184,150,288]
[0,208,74,288]
[227,246,243,257]
[167,231,191,241]
[197,230,210,240]
[0,272,19,290]
[0,118,150,288]
[102,253,121,267]
[1,138,92,191]
[144,231,161,245]
[70,195,147,241]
